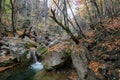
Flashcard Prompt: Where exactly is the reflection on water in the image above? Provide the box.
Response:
[6,69,36,80]
[0,62,43,80]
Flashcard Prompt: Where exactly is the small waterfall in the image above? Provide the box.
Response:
[32,50,38,62]
[30,50,44,71]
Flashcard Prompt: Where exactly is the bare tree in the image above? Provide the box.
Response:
[50,9,79,44]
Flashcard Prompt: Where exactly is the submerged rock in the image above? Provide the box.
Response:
[34,70,78,80]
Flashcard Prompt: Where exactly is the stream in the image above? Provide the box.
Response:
[0,50,75,80]
[0,50,44,80]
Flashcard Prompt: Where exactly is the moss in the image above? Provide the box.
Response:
[25,42,37,49]
[37,47,47,56]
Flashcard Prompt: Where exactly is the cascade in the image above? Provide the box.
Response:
[32,50,37,62]
[30,50,43,71]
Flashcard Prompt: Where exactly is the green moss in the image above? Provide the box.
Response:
[25,42,37,49]
[37,47,47,55]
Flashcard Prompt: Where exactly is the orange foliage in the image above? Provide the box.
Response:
[0,55,14,63]
[48,41,73,53]
[104,17,120,29]
[89,61,105,77]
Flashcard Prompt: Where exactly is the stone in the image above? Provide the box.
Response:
[42,41,73,70]
[0,37,34,63]
[37,46,47,56]
[43,50,68,70]
[0,55,16,67]
[71,41,97,80]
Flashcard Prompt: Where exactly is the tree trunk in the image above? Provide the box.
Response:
[0,0,2,22]
[10,0,16,36]
[66,29,79,44]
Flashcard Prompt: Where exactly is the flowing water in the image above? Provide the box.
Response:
[30,50,44,71]
[0,50,71,80]
[0,50,44,80]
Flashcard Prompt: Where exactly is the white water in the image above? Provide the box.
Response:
[33,50,37,62]
[30,50,44,71]
[30,61,44,70]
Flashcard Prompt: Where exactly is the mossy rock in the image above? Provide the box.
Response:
[37,47,47,56]
[25,42,37,49]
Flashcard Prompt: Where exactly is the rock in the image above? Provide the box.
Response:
[71,41,97,80]
[35,36,46,44]
[48,39,60,47]
[42,41,73,70]
[0,55,16,67]
[9,42,26,56]
[24,36,39,48]
[114,59,120,68]
[0,37,34,63]
[43,50,68,70]
[37,46,47,56]
[0,49,9,57]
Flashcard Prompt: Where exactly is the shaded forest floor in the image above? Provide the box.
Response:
[88,17,120,80]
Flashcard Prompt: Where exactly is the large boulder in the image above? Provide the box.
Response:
[42,41,73,70]
[71,41,97,80]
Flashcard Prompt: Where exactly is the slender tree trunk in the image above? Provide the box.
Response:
[90,0,104,28]
[66,29,79,44]
[0,0,2,22]
[84,0,92,24]
[10,0,16,36]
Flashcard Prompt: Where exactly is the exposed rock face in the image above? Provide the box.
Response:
[0,55,16,67]
[9,40,26,57]
[43,50,67,70]
[71,41,97,80]
[42,41,73,70]
[0,37,39,66]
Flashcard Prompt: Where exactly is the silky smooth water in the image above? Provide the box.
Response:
[30,62,44,71]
